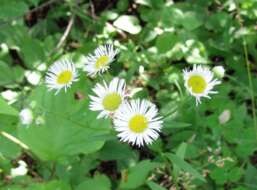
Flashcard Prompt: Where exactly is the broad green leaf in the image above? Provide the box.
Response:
[98,140,135,160]
[166,153,205,182]
[18,119,107,161]
[19,37,45,68]
[0,61,15,86]
[205,12,232,31]
[210,166,229,185]
[0,97,18,116]
[76,175,111,190]
[113,15,142,34]
[0,61,25,86]
[181,11,203,31]
[18,83,111,161]
[147,181,167,190]
[4,180,72,190]
[117,0,129,12]
[156,32,178,53]
[28,180,71,190]
[0,0,28,20]
[120,160,160,189]
[0,115,20,159]
[245,164,257,190]
[27,0,41,6]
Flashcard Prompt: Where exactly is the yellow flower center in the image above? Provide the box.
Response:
[187,75,207,94]
[129,114,148,133]
[95,55,110,69]
[57,70,73,84]
[102,93,122,111]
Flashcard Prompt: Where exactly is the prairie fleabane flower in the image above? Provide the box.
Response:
[183,65,221,105]
[113,99,163,147]
[89,78,126,119]
[84,44,119,77]
[45,59,78,94]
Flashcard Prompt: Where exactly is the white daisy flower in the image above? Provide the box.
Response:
[89,77,126,119]
[45,59,78,94]
[183,65,221,105]
[84,44,119,77]
[113,99,163,147]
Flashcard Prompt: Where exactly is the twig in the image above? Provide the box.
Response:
[89,0,97,19]
[55,14,75,50]
[73,3,127,39]
[0,131,29,150]
[0,0,61,28]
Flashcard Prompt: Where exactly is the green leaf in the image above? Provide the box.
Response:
[0,97,18,116]
[166,153,206,182]
[156,32,178,53]
[19,37,45,68]
[245,164,257,190]
[0,0,28,20]
[28,180,71,190]
[0,61,25,86]
[0,115,21,159]
[113,15,142,34]
[173,142,188,177]
[228,167,243,182]
[163,120,191,129]
[76,175,111,190]
[120,160,160,189]
[0,61,15,86]
[98,140,135,161]
[117,0,129,12]
[181,11,203,31]
[147,181,167,190]
[18,84,111,161]
[176,142,187,158]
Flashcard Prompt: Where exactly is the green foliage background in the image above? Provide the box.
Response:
[0,0,257,189]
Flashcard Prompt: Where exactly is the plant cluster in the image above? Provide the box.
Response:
[0,0,256,190]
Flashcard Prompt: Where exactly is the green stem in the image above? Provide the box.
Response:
[162,96,191,119]
[234,0,257,140]
[49,162,57,180]
[243,39,257,138]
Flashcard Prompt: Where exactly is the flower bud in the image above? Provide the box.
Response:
[213,66,225,79]
[19,108,33,125]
